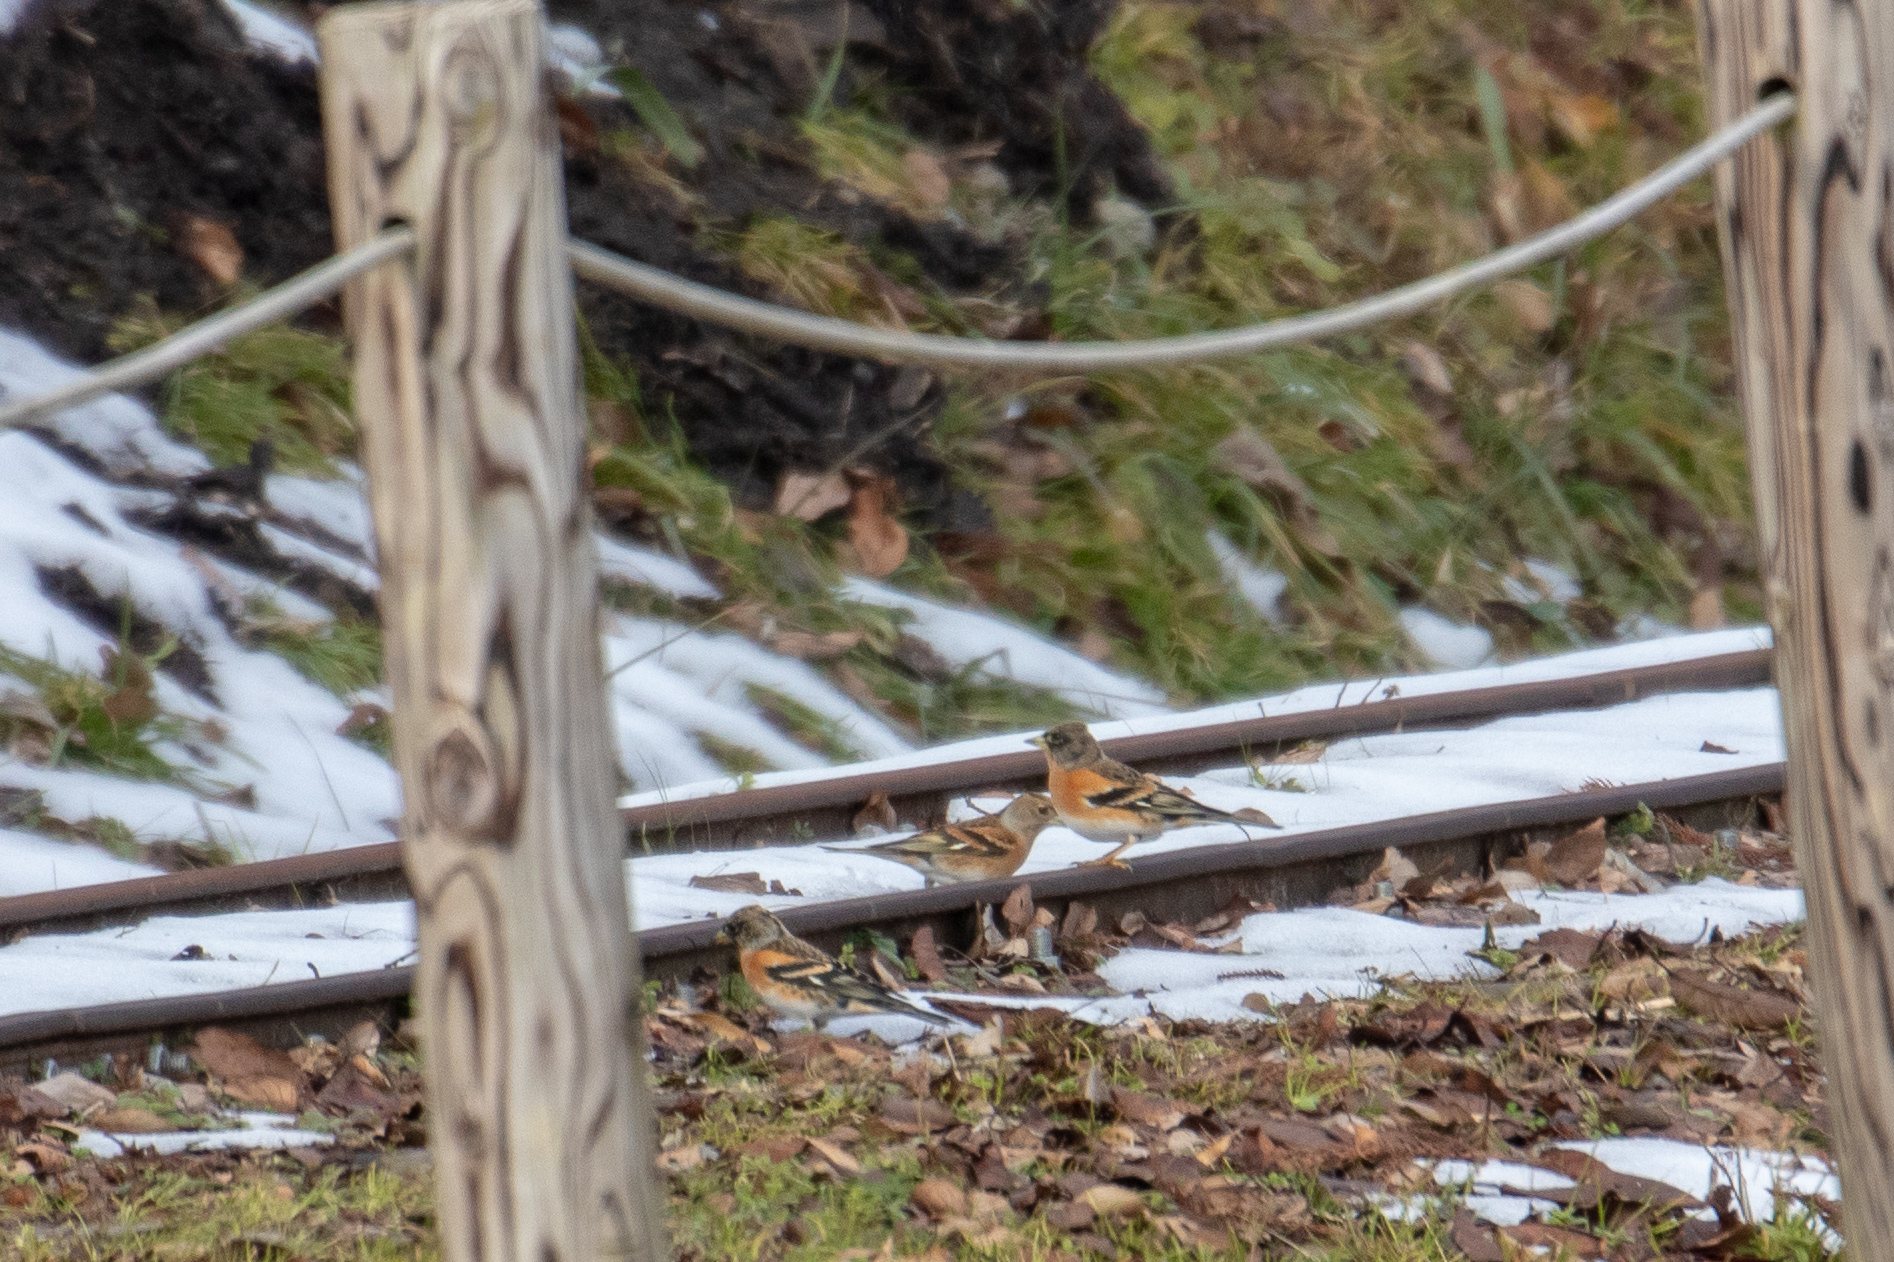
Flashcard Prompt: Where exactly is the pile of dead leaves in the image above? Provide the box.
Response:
[0,1023,423,1228]
[1327,812,1798,932]
[646,904,1828,1261]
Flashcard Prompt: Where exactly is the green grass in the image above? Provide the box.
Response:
[0,643,206,784]
[252,605,383,698]
[110,299,355,475]
[86,0,1760,752]
[2,1161,435,1262]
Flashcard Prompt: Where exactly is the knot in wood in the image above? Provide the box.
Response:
[424,720,508,839]
[441,42,501,131]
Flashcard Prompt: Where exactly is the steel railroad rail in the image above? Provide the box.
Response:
[0,646,1773,943]
[0,757,1783,1074]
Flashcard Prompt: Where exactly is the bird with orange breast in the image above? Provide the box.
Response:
[1031,721,1278,868]
[716,904,951,1030]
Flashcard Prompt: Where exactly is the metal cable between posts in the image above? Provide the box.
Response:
[0,227,417,432]
[569,92,1795,373]
[0,94,1792,428]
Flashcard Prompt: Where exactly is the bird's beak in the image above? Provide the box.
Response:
[714,927,731,945]
[1028,734,1049,749]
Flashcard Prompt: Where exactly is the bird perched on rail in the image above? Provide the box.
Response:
[716,904,951,1030]
[1031,721,1279,869]
[821,793,1062,887]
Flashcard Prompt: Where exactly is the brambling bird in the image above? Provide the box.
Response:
[715,904,951,1030]
[822,793,1062,887]
[1031,721,1279,868]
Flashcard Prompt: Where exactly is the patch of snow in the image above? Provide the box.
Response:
[0,827,162,896]
[1206,531,1288,625]
[1554,1138,1837,1225]
[265,468,375,559]
[0,903,416,1017]
[595,535,720,600]
[258,521,380,592]
[0,765,377,864]
[605,613,909,792]
[1401,606,1495,669]
[546,22,626,99]
[219,0,318,65]
[80,1111,333,1158]
[1086,878,1802,1025]
[0,331,206,477]
[843,577,1170,717]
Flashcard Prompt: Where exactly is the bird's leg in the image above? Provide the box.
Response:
[1074,839,1136,870]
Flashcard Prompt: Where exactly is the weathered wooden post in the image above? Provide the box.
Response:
[316,3,665,1258]
[1700,0,1894,1249]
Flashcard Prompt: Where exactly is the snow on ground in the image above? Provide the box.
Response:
[0,420,401,855]
[79,1111,333,1159]
[0,330,912,872]
[1422,1146,1837,1230]
[1206,531,1288,626]
[0,878,1802,1035]
[219,0,317,64]
[0,903,415,1016]
[635,683,1780,914]
[1401,606,1496,669]
[619,624,1774,812]
[0,827,160,895]
[843,577,1171,718]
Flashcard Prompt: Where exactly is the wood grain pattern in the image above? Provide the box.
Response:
[1700,0,1894,1250]
[316,4,664,1259]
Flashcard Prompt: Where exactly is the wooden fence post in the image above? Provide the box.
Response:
[315,3,665,1259]
[1699,0,1894,1250]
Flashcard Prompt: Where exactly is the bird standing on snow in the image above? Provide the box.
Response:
[822,793,1062,886]
[716,904,950,1030]
[1031,721,1278,869]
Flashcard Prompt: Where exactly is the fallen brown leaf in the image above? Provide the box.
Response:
[805,1134,863,1175]
[1667,970,1800,1030]
[852,791,898,836]
[1516,926,1603,970]
[688,872,769,895]
[775,470,852,521]
[910,1177,966,1217]
[844,475,909,578]
[908,925,948,983]
[176,213,244,287]
[1000,884,1035,935]
[1080,1183,1145,1219]
[89,1107,174,1134]
[1451,1209,1506,1262]
[191,1027,303,1111]
[1542,818,1607,885]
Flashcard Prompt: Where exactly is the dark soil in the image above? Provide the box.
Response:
[0,0,1171,518]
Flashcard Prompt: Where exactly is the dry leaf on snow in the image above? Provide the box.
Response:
[689,872,769,895]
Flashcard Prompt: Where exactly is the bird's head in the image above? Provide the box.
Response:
[716,904,787,951]
[1000,793,1064,840]
[1031,721,1101,770]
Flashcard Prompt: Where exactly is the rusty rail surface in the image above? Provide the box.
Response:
[0,758,1782,1072]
